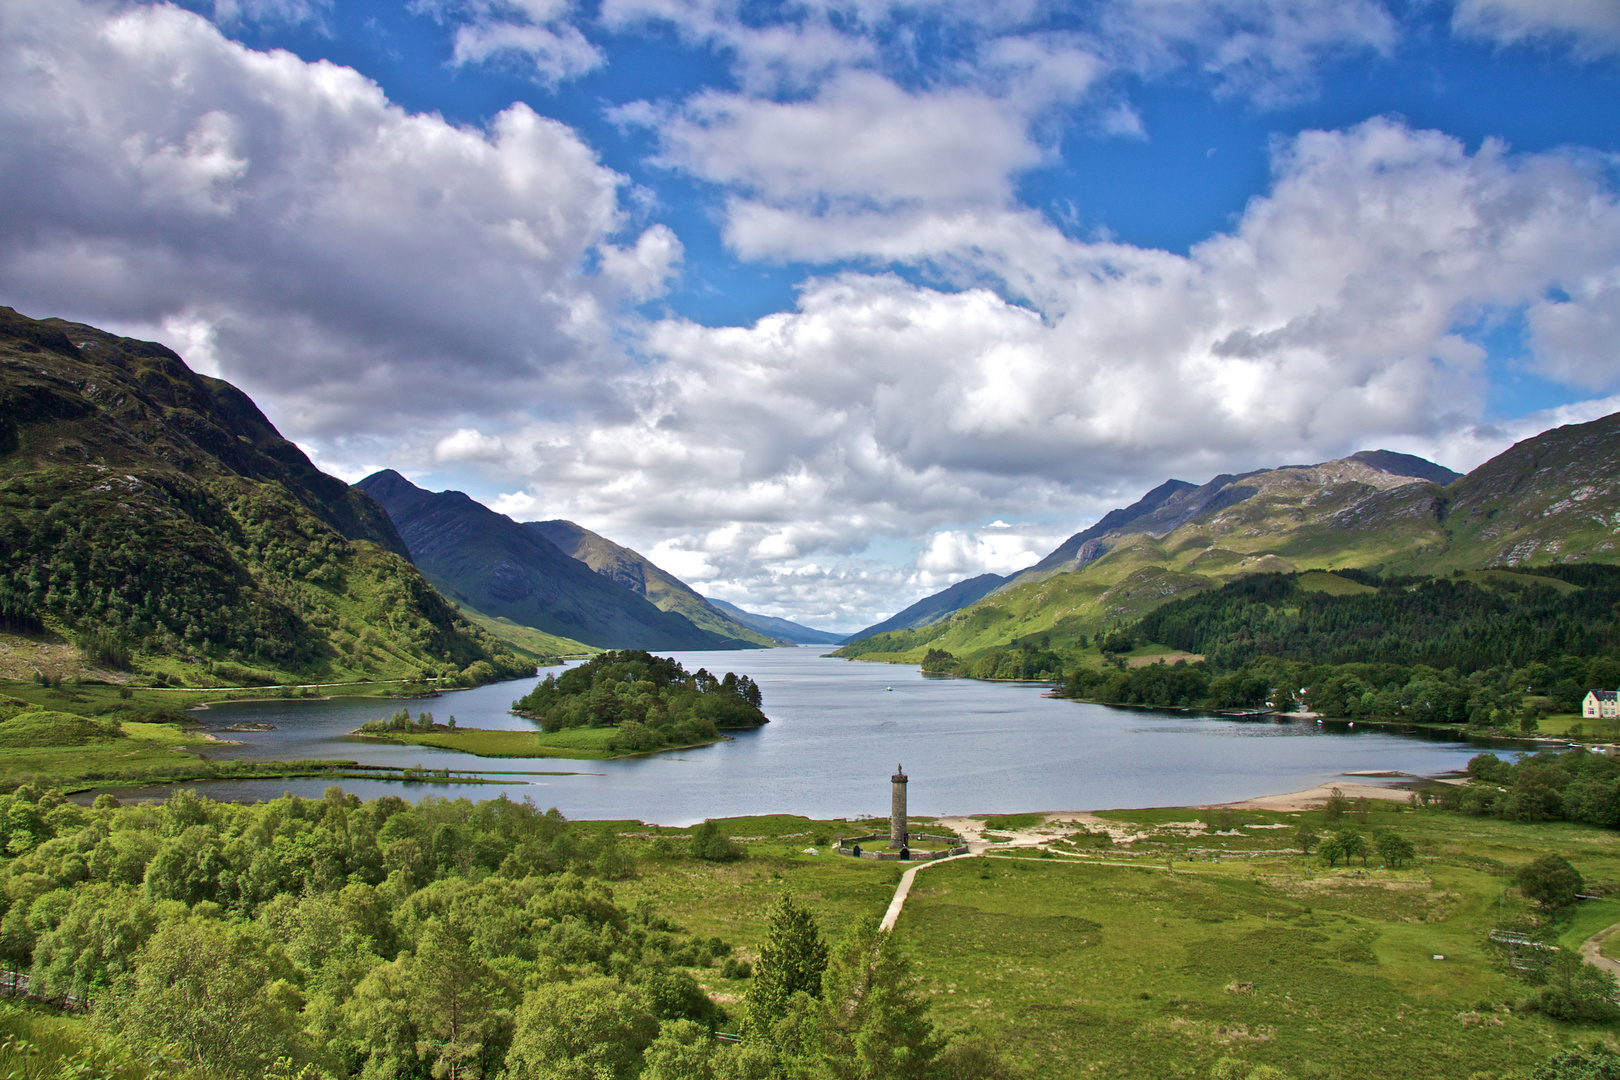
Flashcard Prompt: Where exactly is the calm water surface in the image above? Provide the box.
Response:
[123,648,1491,824]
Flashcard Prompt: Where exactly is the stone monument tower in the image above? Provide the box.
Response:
[889,764,908,849]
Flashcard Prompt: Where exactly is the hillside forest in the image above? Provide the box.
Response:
[909,566,1620,734]
[0,307,530,690]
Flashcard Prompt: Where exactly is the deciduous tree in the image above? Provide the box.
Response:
[503,976,656,1080]
[1517,854,1584,909]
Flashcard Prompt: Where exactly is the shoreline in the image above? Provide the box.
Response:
[923,774,1459,851]
[954,770,1464,818]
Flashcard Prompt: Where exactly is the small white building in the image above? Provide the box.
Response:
[1583,690,1620,719]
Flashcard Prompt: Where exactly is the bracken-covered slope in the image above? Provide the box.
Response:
[837,423,1619,662]
[358,472,755,651]
[526,520,782,647]
[0,306,529,686]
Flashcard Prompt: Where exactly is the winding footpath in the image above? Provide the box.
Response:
[1578,921,1620,976]
[879,850,981,931]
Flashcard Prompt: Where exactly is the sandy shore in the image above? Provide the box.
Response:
[1211,781,1417,812]
[927,774,1457,849]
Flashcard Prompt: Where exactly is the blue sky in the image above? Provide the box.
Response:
[2,0,1619,628]
[191,0,1620,329]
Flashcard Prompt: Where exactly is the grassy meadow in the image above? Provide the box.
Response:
[0,678,517,791]
[0,798,1612,1078]
[583,802,1620,1080]
[350,724,727,760]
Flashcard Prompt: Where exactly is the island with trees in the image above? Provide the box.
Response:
[352,651,770,760]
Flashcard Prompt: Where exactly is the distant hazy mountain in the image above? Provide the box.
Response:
[704,597,846,645]
[0,306,527,686]
[837,429,1616,661]
[845,573,1006,642]
[358,471,754,651]
[526,520,783,647]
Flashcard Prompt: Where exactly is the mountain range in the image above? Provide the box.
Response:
[525,520,783,647]
[703,597,847,645]
[356,471,776,652]
[0,302,829,686]
[836,416,1620,661]
[0,306,528,687]
[7,302,1616,684]
[846,573,1007,640]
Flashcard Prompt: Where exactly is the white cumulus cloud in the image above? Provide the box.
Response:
[1453,0,1620,55]
[474,118,1620,621]
[0,0,643,438]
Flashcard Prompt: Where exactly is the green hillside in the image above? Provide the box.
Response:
[0,306,530,688]
[357,471,755,652]
[455,603,597,662]
[528,520,783,647]
[839,416,1620,667]
[1413,412,1620,572]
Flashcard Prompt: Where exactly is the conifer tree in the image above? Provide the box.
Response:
[745,893,828,1033]
[815,916,942,1080]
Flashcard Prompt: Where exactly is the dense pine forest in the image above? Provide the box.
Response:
[1134,567,1620,674]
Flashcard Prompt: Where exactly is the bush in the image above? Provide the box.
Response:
[690,820,742,862]
[1531,1047,1620,1079]
[1520,953,1620,1024]
[1516,854,1584,909]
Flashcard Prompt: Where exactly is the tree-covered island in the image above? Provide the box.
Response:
[348,652,767,760]
[514,650,767,753]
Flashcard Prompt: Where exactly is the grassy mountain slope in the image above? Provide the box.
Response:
[526,520,782,647]
[454,605,597,663]
[358,471,752,651]
[838,422,1620,664]
[839,455,1452,659]
[702,597,845,645]
[1002,452,1454,591]
[0,306,529,687]
[847,572,1005,640]
[1414,411,1620,572]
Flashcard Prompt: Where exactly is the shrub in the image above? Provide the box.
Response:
[1516,854,1584,909]
[690,820,742,862]
[1520,953,1620,1024]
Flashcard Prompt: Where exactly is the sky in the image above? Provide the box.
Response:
[3,0,1620,632]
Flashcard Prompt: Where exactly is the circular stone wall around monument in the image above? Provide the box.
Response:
[835,832,968,861]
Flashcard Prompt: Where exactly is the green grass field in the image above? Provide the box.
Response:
[589,802,1620,1080]
[0,801,1614,1078]
[0,713,216,787]
[456,606,596,662]
[350,725,726,760]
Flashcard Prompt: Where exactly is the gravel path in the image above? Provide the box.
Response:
[1578,921,1620,976]
[879,850,980,931]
